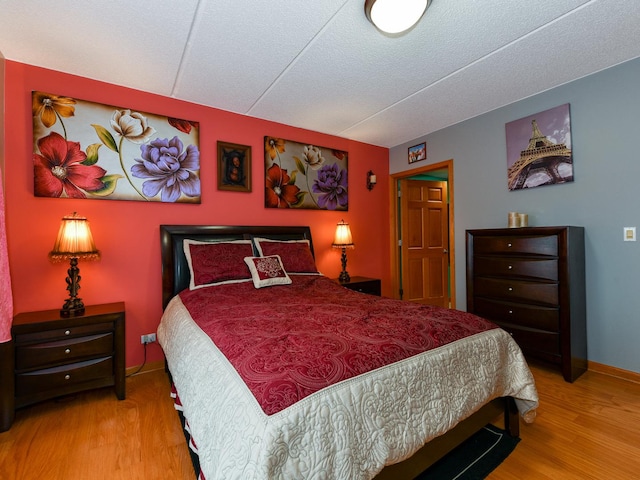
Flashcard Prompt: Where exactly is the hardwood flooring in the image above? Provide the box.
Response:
[1,361,639,479]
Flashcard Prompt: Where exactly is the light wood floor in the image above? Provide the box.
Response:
[1,361,639,479]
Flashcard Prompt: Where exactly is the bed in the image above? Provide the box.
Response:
[158,225,538,480]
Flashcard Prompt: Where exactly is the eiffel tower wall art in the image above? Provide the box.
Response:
[505,103,573,191]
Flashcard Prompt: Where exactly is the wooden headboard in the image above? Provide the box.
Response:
[160,225,314,309]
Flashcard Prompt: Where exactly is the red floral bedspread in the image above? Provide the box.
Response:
[179,275,497,415]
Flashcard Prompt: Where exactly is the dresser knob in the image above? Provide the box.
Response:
[509,310,513,314]
[508,265,513,270]
[507,243,512,248]
[65,349,71,354]
[64,374,71,380]
[508,287,513,292]
[65,330,71,336]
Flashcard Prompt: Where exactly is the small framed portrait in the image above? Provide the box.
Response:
[408,142,426,164]
[217,141,252,192]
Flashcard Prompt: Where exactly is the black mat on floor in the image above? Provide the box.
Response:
[414,424,520,480]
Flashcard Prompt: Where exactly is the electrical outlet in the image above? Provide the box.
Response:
[140,333,157,344]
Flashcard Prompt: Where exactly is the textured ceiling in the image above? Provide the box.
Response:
[1,0,639,148]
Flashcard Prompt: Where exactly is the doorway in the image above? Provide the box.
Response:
[390,159,455,308]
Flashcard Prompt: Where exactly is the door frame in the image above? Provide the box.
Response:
[389,159,456,308]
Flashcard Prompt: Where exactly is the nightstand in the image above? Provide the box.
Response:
[336,276,381,296]
[0,302,125,431]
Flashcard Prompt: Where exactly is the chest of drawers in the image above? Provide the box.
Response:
[0,302,125,431]
[466,227,586,382]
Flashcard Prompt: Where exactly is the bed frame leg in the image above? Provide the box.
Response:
[504,397,520,437]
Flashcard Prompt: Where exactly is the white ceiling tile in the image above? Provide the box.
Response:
[1,0,639,147]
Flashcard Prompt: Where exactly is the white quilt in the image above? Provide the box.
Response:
[158,295,538,480]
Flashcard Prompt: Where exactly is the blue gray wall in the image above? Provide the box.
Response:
[390,57,640,374]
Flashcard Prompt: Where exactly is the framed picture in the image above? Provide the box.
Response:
[264,136,348,210]
[32,91,200,203]
[505,103,573,191]
[217,141,252,192]
[408,142,426,163]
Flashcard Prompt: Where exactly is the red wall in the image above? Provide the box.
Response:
[2,60,390,367]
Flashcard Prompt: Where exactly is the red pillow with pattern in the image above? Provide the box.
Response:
[253,238,318,274]
[184,240,253,289]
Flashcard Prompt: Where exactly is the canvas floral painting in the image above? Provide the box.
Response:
[32,91,201,203]
[264,136,348,210]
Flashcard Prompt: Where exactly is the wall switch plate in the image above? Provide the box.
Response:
[140,333,157,344]
[623,227,636,242]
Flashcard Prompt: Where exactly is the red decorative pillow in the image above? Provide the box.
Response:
[184,240,253,289]
[253,238,318,274]
[244,255,292,288]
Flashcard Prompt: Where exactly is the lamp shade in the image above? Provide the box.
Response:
[49,212,100,262]
[332,220,354,248]
[364,0,431,35]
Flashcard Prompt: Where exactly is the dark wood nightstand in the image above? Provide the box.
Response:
[0,302,125,431]
[336,276,381,296]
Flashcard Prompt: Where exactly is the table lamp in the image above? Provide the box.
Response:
[332,220,354,283]
[49,212,100,317]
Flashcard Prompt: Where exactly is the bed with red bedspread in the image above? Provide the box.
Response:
[158,225,538,480]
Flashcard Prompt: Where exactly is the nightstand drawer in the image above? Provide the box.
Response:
[16,357,114,395]
[16,333,114,370]
[338,277,381,296]
[15,322,113,345]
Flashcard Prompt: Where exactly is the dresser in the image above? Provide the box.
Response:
[466,227,586,382]
[0,302,125,431]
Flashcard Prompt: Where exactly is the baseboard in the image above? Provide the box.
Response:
[588,361,640,384]
[126,359,165,376]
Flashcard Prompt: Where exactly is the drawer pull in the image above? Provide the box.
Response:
[508,287,513,292]
[65,348,71,354]
[508,310,513,314]
[64,374,71,380]
[507,243,512,248]
[65,330,71,336]
[508,265,513,270]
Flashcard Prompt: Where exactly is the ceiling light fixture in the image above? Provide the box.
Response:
[364,0,431,36]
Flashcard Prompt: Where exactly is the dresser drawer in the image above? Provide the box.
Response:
[473,297,560,332]
[472,235,558,256]
[474,256,558,281]
[15,322,114,345]
[15,357,114,395]
[15,333,113,370]
[474,278,558,306]
[500,324,560,356]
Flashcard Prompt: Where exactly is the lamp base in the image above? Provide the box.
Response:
[60,299,85,318]
[338,270,351,283]
[60,257,85,317]
[338,246,351,283]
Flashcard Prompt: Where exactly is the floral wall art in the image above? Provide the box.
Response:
[32,91,201,203]
[264,136,348,210]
